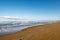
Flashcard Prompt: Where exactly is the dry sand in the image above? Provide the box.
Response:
[0,22,60,40]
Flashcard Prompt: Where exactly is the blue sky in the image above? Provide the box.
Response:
[0,0,60,20]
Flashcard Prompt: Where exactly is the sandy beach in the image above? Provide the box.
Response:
[0,22,60,40]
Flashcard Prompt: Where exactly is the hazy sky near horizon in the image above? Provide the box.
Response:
[0,0,60,20]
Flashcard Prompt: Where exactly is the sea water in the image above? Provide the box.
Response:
[0,21,57,35]
[0,24,44,35]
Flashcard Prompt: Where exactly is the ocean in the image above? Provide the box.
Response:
[0,21,58,35]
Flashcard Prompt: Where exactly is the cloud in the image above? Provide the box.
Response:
[0,16,21,21]
[0,16,34,21]
[0,16,20,19]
